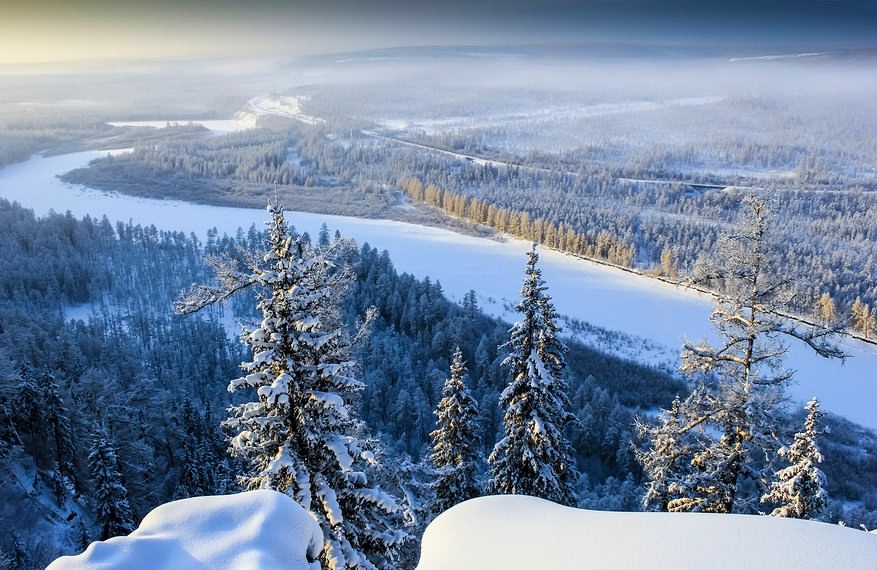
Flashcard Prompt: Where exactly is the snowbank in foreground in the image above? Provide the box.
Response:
[418,495,877,570]
[47,490,323,570]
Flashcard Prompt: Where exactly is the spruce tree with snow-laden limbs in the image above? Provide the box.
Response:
[762,398,828,519]
[429,347,481,515]
[486,245,578,506]
[88,426,135,541]
[176,203,406,570]
[638,194,845,514]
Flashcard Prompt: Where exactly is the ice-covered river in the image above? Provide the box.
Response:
[1,150,874,429]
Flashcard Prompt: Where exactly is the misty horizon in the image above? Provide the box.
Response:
[1,0,875,67]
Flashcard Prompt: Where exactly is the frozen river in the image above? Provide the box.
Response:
[0,150,874,429]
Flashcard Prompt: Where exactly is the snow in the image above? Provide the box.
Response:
[236,95,325,126]
[324,435,355,471]
[374,96,725,136]
[107,119,251,134]
[49,491,876,570]
[46,490,323,570]
[107,95,324,134]
[417,495,877,570]
[1,151,875,429]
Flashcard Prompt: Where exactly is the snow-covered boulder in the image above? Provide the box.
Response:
[47,490,323,570]
[418,495,877,569]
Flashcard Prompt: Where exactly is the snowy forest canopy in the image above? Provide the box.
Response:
[1,199,876,568]
[61,110,877,331]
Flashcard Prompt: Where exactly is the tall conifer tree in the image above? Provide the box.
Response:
[486,245,578,506]
[762,398,828,519]
[88,427,135,540]
[429,347,481,515]
[177,203,406,570]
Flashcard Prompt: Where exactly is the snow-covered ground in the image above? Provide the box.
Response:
[107,94,323,134]
[46,490,323,570]
[235,94,325,126]
[107,119,250,134]
[374,96,725,136]
[418,495,877,569]
[1,150,875,429]
[46,491,877,569]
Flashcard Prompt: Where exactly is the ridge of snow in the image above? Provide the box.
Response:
[418,495,877,569]
[47,490,323,570]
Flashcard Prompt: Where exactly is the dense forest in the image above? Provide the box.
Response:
[1,199,876,568]
[60,109,877,332]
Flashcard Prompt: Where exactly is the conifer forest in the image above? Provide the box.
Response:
[1,40,876,569]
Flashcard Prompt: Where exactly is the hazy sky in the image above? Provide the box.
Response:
[1,0,874,65]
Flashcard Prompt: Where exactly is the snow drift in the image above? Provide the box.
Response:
[417,495,877,569]
[47,490,323,570]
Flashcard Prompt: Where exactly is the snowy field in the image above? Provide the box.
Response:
[0,150,875,429]
[418,495,877,569]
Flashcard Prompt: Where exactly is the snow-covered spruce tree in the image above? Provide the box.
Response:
[176,203,406,570]
[429,347,481,515]
[88,426,135,540]
[638,194,844,514]
[761,398,828,519]
[636,396,700,512]
[486,245,578,506]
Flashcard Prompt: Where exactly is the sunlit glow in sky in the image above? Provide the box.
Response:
[1,0,874,65]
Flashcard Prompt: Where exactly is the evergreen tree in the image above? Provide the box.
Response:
[42,374,78,488]
[638,195,844,513]
[636,396,699,511]
[429,347,481,515]
[486,245,578,506]
[177,203,406,570]
[88,427,135,540]
[762,398,828,519]
[318,222,331,247]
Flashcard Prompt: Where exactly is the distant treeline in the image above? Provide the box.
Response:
[60,115,877,330]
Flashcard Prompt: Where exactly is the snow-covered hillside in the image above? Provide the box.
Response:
[0,151,875,429]
[47,491,323,570]
[418,495,877,569]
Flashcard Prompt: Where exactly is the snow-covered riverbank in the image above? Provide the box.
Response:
[1,150,874,429]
